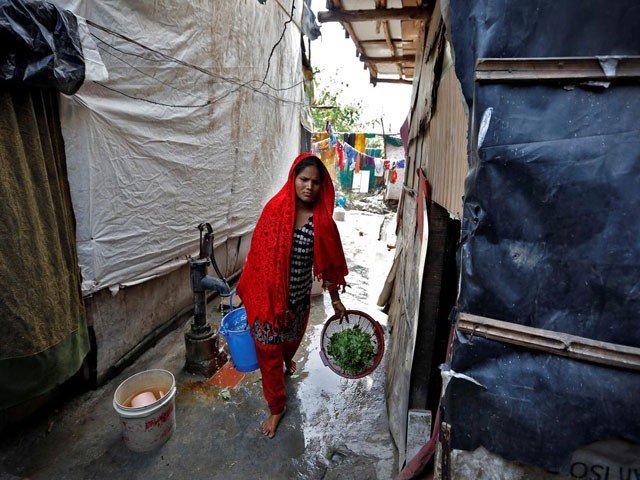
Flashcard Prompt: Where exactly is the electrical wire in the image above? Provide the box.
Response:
[95,42,209,103]
[86,19,308,107]
[93,41,290,109]
[261,0,295,85]
[94,82,211,108]
[93,29,304,94]
[90,32,166,64]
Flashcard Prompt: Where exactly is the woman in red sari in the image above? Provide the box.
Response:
[237,153,348,438]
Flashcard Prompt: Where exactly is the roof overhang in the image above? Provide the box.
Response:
[318,0,433,84]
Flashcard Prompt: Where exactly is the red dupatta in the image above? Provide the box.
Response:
[236,153,348,330]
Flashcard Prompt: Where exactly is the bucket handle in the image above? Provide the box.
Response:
[219,290,236,338]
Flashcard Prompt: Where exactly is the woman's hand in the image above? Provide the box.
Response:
[329,286,346,317]
[332,299,347,317]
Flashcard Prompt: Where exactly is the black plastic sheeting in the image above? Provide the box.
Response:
[449,0,640,108]
[0,0,84,94]
[443,0,640,473]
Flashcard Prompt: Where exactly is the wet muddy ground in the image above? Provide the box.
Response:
[0,211,397,479]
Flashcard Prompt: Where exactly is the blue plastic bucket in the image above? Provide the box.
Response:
[219,292,259,372]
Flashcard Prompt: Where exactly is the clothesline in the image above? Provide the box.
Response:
[312,135,398,163]
[311,136,405,176]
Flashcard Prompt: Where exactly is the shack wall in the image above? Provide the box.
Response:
[54,0,306,294]
[384,0,469,468]
[49,0,309,380]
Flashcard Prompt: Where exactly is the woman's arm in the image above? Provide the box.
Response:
[324,280,346,317]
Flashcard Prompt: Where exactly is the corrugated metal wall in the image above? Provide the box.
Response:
[424,66,468,219]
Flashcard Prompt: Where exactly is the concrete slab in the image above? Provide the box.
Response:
[0,211,397,479]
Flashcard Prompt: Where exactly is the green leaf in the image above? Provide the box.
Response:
[326,326,374,375]
[219,387,231,401]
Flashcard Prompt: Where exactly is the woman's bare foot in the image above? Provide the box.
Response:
[285,360,297,376]
[261,407,286,438]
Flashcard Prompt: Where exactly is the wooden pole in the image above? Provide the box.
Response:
[360,54,415,64]
[318,7,431,23]
[381,117,387,159]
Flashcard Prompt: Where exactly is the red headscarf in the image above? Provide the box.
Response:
[237,153,348,330]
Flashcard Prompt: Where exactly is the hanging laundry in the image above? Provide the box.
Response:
[397,159,406,168]
[366,148,383,158]
[337,142,344,171]
[346,144,357,171]
[316,138,331,153]
[346,133,356,147]
[374,158,384,177]
[320,146,335,172]
[355,152,361,173]
[364,155,375,167]
[354,133,366,155]
[384,160,391,170]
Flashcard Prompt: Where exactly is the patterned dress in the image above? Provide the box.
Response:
[252,217,314,344]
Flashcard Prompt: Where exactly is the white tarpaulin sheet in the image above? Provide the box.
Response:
[54,1,307,294]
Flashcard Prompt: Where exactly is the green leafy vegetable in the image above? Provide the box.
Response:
[219,387,231,401]
[326,326,374,375]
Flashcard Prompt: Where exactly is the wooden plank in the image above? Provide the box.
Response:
[374,77,413,85]
[457,312,640,371]
[326,0,378,77]
[441,423,452,480]
[375,0,386,34]
[361,54,415,64]
[381,20,404,77]
[360,39,403,45]
[382,21,396,55]
[409,202,459,412]
[318,7,431,23]
[476,56,640,82]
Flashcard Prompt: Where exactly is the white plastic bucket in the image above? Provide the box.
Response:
[113,369,177,452]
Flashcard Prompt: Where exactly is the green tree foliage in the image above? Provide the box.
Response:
[312,75,373,132]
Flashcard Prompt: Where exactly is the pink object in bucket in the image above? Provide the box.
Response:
[113,369,176,452]
[130,391,157,408]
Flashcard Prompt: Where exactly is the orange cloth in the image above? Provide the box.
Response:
[354,133,366,155]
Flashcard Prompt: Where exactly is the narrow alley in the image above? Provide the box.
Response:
[0,211,397,480]
[2,0,639,479]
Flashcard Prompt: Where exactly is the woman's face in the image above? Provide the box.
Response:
[294,165,322,204]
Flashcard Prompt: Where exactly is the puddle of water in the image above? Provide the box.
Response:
[294,211,396,478]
